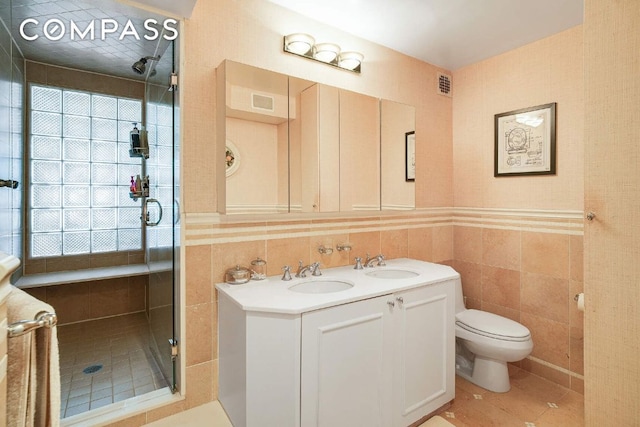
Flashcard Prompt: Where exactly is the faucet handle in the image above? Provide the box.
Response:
[311,261,322,276]
[281,265,292,281]
[378,254,386,266]
[336,243,352,252]
[354,257,363,270]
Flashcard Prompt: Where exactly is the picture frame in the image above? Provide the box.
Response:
[494,102,556,177]
[405,131,415,181]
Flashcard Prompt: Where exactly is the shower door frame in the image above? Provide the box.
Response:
[145,37,181,394]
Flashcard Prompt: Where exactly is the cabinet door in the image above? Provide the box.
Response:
[301,295,394,427]
[392,283,454,426]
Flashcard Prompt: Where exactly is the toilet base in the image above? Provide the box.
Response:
[455,355,511,393]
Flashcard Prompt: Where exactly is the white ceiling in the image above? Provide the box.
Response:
[269,0,584,71]
[0,0,174,81]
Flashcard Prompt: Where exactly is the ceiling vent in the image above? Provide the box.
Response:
[252,93,275,111]
[436,72,452,97]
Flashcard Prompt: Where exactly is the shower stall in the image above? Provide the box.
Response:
[0,0,181,421]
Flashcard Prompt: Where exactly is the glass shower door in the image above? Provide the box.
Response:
[145,39,179,392]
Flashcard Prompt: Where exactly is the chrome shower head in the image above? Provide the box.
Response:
[132,56,161,75]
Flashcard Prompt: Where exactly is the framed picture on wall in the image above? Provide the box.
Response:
[494,102,556,177]
[405,131,415,181]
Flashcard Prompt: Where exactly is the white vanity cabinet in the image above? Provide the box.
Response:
[300,282,454,427]
[391,282,454,426]
[300,295,394,427]
[217,259,458,427]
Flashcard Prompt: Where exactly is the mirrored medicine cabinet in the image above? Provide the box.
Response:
[217,60,415,215]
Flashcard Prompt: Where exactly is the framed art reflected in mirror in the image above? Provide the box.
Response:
[405,131,415,181]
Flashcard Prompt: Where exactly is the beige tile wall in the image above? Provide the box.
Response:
[23,275,148,325]
[450,22,585,394]
[452,219,584,393]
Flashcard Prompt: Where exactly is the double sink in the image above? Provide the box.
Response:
[289,268,419,294]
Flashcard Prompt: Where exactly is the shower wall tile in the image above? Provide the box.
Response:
[46,283,91,324]
[89,278,130,318]
[45,255,91,273]
[129,276,147,312]
[25,275,149,325]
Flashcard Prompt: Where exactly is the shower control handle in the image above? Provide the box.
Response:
[143,198,163,226]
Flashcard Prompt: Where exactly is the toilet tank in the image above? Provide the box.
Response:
[453,276,467,314]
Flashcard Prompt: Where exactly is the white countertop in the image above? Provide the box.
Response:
[215,258,460,314]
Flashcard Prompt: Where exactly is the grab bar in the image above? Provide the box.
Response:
[8,311,57,338]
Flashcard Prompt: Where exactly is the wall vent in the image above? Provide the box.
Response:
[436,72,452,97]
[252,93,275,111]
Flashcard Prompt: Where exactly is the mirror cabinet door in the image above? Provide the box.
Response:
[220,60,416,215]
[339,89,381,211]
[224,61,289,214]
[381,100,416,210]
[291,82,340,213]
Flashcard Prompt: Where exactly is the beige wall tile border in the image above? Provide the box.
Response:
[184,208,583,245]
[527,355,585,380]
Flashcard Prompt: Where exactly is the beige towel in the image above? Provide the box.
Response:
[7,286,60,427]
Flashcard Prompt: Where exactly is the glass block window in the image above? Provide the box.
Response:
[146,102,174,248]
[29,85,143,257]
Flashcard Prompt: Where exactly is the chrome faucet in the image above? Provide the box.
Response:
[365,253,386,267]
[296,260,320,278]
[310,262,322,276]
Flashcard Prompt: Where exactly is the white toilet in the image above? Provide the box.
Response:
[454,278,533,392]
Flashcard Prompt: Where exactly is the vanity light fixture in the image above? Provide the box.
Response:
[313,42,340,63]
[338,51,364,71]
[284,33,315,55]
[283,33,363,73]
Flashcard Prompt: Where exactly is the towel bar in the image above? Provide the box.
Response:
[8,311,57,338]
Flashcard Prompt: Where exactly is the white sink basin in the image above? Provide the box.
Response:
[289,279,354,294]
[365,269,419,279]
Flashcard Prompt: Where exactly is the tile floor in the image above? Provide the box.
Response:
[436,366,584,426]
[58,312,169,419]
[143,366,584,426]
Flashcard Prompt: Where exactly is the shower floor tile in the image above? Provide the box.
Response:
[57,312,169,419]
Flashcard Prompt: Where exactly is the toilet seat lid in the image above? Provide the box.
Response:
[456,309,531,342]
